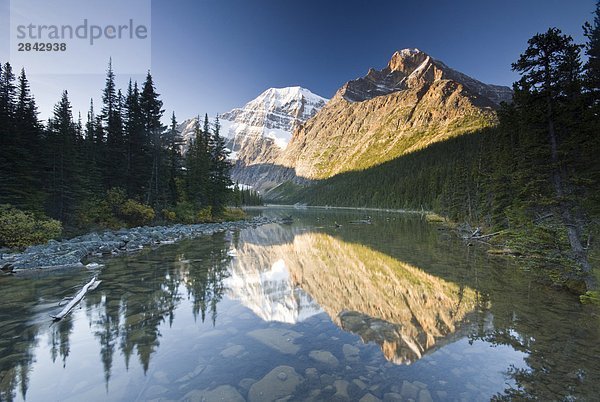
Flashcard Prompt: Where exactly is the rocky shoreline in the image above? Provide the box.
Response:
[0,216,278,273]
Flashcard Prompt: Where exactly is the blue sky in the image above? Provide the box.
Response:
[0,0,596,122]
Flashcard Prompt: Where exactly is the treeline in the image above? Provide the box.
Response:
[0,59,234,237]
[231,184,263,206]
[292,4,600,290]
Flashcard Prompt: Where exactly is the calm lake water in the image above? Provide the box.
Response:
[0,208,599,402]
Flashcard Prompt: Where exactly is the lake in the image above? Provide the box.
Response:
[0,207,598,401]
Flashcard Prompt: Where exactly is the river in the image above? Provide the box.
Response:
[0,207,598,401]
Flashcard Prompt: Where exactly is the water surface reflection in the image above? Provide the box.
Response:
[0,208,598,401]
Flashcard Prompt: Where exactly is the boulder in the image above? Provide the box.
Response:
[248,365,303,402]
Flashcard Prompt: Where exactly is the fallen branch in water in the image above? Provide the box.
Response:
[534,213,553,223]
[471,230,506,240]
[51,277,101,321]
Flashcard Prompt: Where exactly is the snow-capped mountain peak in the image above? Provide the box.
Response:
[177,86,328,191]
[220,86,328,150]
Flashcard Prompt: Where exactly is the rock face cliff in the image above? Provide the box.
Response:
[276,48,511,182]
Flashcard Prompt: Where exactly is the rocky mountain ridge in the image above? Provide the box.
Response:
[276,48,512,184]
[179,49,512,193]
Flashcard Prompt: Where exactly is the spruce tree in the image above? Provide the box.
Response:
[0,62,19,207]
[12,69,44,211]
[83,99,103,196]
[46,91,84,224]
[584,1,600,104]
[139,71,165,206]
[512,28,593,287]
[209,115,232,213]
[185,116,209,206]
[123,80,147,199]
[166,112,183,205]
[101,59,125,190]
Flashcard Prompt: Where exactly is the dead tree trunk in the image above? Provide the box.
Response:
[51,277,101,321]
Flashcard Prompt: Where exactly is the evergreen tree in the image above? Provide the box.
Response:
[12,69,44,211]
[0,62,17,206]
[139,71,165,206]
[511,28,593,286]
[166,112,184,205]
[208,115,232,212]
[123,80,148,199]
[101,60,126,190]
[46,91,84,224]
[185,116,209,206]
[584,1,600,104]
[83,99,103,196]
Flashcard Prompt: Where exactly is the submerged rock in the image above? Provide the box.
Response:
[342,344,360,362]
[247,328,302,355]
[418,389,434,402]
[383,393,403,402]
[333,379,350,400]
[309,350,339,367]
[220,344,245,358]
[359,393,381,402]
[400,380,419,399]
[248,365,303,402]
[184,385,245,402]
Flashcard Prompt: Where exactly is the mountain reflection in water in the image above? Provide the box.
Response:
[0,209,599,402]
[226,225,478,364]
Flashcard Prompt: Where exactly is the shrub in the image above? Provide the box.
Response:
[0,204,62,248]
[162,209,177,222]
[219,207,246,221]
[173,202,197,224]
[120,199,155,227]
[77,188,155,230]
[196,206,213,223]
[77,200,124,230]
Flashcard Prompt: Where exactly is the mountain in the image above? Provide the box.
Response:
[178,86,328,190]
[275,48,512,184]
[178,49,512,194]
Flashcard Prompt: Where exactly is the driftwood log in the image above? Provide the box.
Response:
[51,277,101,321]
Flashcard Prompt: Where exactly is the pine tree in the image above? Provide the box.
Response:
[11,69,45,211]
[185,116,209,206]
[166,112,184,205]
[123,80,147,199]
[46,91,84,224]
[139,71,165,206]
[208,115,232,213]
[584,1,600,104]
[101,59,126,190]
[511,28,593,286]
[0,62,16,202]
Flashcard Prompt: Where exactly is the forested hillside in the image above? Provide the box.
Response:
[0,60,234,245]
[278,17,600,292]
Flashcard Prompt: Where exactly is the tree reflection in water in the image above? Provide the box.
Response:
[0,213,599,401]
[0,232,232,401]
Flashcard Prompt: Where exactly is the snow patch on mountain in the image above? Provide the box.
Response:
[226,257,322,323]
[220,86,328,151]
